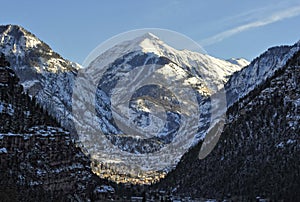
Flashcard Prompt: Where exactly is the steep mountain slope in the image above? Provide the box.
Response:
[0,24,299,200]
[0,25,79,131]
[0,53,58,132]
[1,25,299,189]
[0,25,248,181]
[0,54,115,201]
[226,41,300,106]
[73,32,247,181]
[0,25,245,147]
[154,47,300,201]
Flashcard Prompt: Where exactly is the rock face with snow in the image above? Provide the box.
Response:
[0,25,299,200]
[0,25,248,177]
[226,57,250,67]
[0,127,93,201]
[72,32,248,178]
[0,25,79,131]
[1,24,299,187]
[225,42,300,106]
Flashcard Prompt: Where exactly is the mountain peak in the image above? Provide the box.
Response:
[139,32,160,40]
[0,24,35,40]
[0,24,80,75]
[0,24,44,55]
[129,32,162,49]
[134,33,164,54]
[102,32,167,58]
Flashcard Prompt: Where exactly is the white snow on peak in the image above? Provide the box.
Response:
[107,32,169,56]
[139,32,160,40]
[138,36,164,55]
[0,25,80,74]
[88,33,245,90]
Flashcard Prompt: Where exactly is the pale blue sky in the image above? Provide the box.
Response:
[1,0,300,63]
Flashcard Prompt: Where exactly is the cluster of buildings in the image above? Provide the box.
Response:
[91,160,166,184]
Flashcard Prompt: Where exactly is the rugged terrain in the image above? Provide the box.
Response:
[0,54,115,201]
[73,31,247,180]
[0,25,249,181]
[155,43,300,201]
[0,24,299,201]
[0,25,78,132]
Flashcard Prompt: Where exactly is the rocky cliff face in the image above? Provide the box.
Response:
[0,25,79,131]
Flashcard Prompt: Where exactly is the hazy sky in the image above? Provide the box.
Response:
[1,0,300,63]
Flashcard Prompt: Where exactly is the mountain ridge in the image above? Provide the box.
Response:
[1,25,299,187]
[225,42,300,106]
[154,44,300,201]
[73,30,249,181]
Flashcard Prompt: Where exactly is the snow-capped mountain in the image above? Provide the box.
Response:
[1,24,299,200]
[73,32,248,179]
[0,25,248,181]
[0,25,249,180]
[0,24,299,187]
[86,32,245,90]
